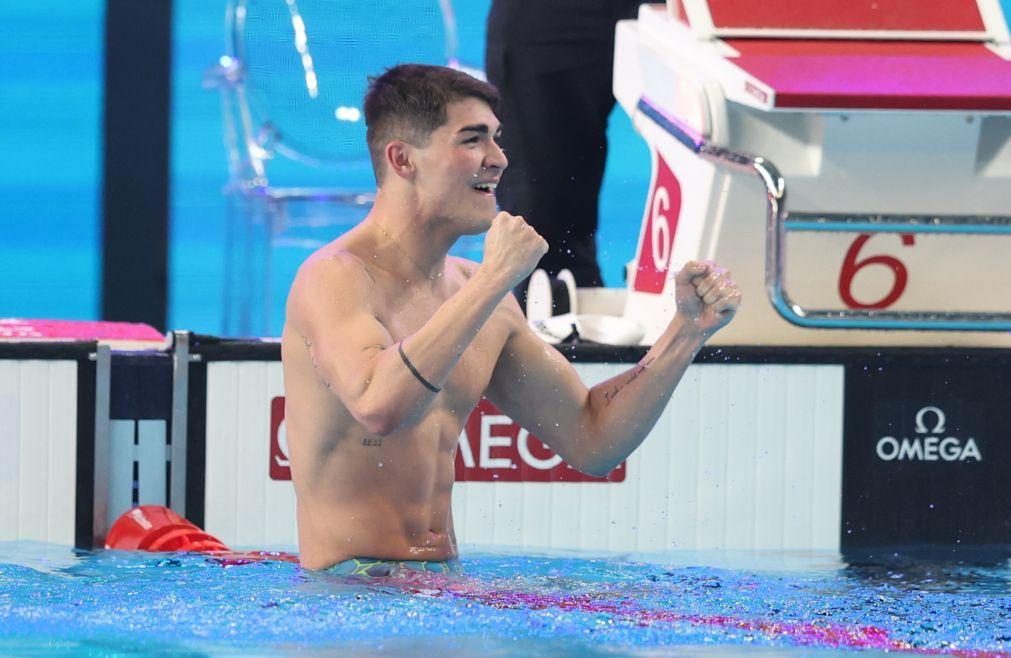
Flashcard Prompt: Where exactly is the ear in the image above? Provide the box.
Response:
[384,141,415,181]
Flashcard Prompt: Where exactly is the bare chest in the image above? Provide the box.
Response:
[377,287,507,416]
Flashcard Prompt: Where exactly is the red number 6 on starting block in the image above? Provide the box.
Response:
[838,233,916,310]
[634,152,683,294]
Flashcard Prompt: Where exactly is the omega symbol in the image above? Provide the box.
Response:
[914,406,945,434]
[875,405,981,462]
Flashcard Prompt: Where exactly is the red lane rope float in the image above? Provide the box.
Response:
[106,506,1009,657]
[105,505,299,565]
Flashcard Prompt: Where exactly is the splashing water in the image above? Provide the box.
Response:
[1,543,1009,657]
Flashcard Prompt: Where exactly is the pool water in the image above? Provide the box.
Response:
[1,542,1009,657]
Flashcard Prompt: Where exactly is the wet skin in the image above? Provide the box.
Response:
[281,97,741,570]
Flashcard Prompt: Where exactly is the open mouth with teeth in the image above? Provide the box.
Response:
[472,181,498,196]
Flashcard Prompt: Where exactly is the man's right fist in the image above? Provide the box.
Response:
[480,212,548,291]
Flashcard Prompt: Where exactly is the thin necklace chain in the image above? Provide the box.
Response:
[375,223,442,281]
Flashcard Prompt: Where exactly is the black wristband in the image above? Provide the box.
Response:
[398,341,441,393]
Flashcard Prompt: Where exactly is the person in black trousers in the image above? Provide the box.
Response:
[486,0,642,306]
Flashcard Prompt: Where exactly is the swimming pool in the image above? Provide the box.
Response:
[2,542,1008,657]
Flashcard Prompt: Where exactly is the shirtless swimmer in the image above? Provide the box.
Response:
[280,64,741,573]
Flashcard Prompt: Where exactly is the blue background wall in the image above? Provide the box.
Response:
[1,4,104,322]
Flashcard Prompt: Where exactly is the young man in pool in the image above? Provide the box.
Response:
[280,64,741,574]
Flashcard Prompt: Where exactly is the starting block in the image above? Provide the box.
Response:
[614,0,1011,346]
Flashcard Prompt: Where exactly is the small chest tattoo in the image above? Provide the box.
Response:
[362,437,383,448]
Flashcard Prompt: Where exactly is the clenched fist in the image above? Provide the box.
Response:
[673,260,741,338]
[479,212,548,292]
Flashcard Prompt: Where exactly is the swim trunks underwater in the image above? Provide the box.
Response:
[326,557,462,577]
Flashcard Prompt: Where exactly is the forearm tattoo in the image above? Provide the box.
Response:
[603,357,656,406]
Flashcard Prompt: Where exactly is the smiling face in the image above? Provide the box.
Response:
[409,97,508,234]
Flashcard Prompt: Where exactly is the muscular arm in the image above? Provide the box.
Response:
[288,214,546,436]
[486,261,740,476]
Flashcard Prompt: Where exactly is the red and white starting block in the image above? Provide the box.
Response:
[614,0,1011,346]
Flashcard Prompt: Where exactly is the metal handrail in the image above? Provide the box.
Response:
[786,213,1011,235]
[636,97,1011,331]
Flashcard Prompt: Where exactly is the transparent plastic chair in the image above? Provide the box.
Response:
[207,0,460,335]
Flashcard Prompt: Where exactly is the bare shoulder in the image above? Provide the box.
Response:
[287,246,376,328]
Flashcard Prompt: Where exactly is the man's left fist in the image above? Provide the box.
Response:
[673,260,741,337]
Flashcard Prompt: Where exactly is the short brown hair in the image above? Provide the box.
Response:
[364,64,499,184]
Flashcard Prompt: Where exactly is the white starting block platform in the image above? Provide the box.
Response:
[614,0,1011,346]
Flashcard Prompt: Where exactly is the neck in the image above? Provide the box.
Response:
[367,198,454,282]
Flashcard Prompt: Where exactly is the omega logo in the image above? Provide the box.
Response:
[875,406,981,462]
